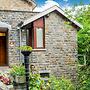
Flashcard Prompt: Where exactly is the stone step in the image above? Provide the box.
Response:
[0,81,14,90]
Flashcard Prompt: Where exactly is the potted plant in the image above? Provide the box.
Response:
[10,65,25,84]
[18,45,32,56]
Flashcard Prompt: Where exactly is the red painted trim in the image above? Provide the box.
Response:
[33,17,45,49]
[29,28,32,47]
[34,27,37,49]
[33,18,44,28]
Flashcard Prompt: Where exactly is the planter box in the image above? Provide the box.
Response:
[13,76,26,84]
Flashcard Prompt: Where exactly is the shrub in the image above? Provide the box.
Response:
[29,73,44,90]
[49,76,75,90]
[40,76,75,90]
[77,65,90,90]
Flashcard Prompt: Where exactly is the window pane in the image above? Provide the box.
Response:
[36,28,43,48]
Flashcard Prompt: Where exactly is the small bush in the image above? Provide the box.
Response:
[77,65,90,90]
[29,73,44,90]
[49,76,75,90]
[40,76,75,90]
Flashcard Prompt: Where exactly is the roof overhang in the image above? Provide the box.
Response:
[0,21,11,30]
[21,5,83,29]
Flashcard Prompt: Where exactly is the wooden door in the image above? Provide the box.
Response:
[0,36,7,66]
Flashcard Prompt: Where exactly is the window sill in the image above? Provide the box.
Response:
[32,49,47,51]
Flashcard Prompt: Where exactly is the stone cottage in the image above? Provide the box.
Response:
[0,0,82,80]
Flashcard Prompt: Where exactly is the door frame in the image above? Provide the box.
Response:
[0,27,8,66]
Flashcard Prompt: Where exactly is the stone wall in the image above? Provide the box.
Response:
[0,0,35,11]
[0,10,78,80]
[31,12,77,80]
[0,10,37,65]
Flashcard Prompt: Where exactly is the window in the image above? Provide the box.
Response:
[33,27,45,49]
[29,17,45,49]
[36,28,43,48]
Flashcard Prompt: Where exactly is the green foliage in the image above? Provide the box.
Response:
[10,66,75,90]
[18,46,32,51]
[76,6,90,61]
[29,74,75,90]
[56,4,90,88]
[47,76,75,90]
[78,55,85,65]
[10,65,25,76]
[77,66,90,90]
[29,73,43,90]
[76,5,90,90]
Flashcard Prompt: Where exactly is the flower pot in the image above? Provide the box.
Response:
[14,75,26,84]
